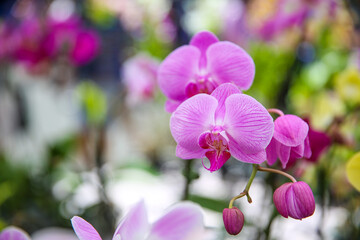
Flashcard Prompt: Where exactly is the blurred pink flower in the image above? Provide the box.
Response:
[122,54,159,105]
[258,0,336,41]
[266,114,311,168]
[273,181,315,220]
[170,83,273,172]
[0,226,30,240]
[158,31,255,112]
[72,201,204,240]
[44,16,100,66]
[12,16,49,68]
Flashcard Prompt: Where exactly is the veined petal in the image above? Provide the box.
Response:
[277,143,291,169]
[170,94,217,158]
[228,136,267,164]
[0,227,31,240]
[148,202,204,240]
[71,216,102,240]
[210,83,241,124]
[113,200,149,240]
[158,46,200,101]
[190,31,219,69]
[206,42,255,90]
[224,94,274,154]
[274,115,309,147]
[266,138,278,165]
[290,182,315,219]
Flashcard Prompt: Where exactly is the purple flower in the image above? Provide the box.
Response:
[122,54,160,105]
[273,181,315,220]
[170,83,274,172]
[71,200,204,240]
[223,207,244,235]
[158,31,255,112]
[266,114,311,169]
[0,226,31,240]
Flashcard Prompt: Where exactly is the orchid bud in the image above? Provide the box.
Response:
[273,181,315,220]
[222,207,244,235]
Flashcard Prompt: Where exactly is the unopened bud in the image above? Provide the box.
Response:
[273,181,315,220]
[222,207,244,235]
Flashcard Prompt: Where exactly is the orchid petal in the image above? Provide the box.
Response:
[113,200,149,240]
[228,141,267,164]
[210,83,241,123]
[276,143,291,169]
[292,142,305,159]
[0,227,31,240]
[303,135,312,159]
[176,144,207,159]
[189,31,219,69]
[224,94,274,154]
[266,138,278,165]
[273,183,292,218]
[207,42,255,90]
[71,217,102,240]
[164,99,181,113]
[148,202,203,240]
[170,94,217,159]
[273,115,309,147]
[158,46,200,102]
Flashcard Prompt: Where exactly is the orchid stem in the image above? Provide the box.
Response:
[267,108,284,116]
[229,164,258,208]
[257,166,297,183]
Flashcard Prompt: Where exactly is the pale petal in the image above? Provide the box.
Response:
[71,217,102,240]
[148,202,203,240]
[0,227,31,240]
[210,83,241,123]
[158,46,200,101]
[266,138,278,165]
[189,31,219,69]
[170,94,217,158]
[223,94,274,154]
[273,115,309,147]
[113,200,149,240]
[207,42,255,90]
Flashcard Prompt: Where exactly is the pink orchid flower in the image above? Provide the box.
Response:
[170,83,274,172]
[71,201,204,240]
[122,54,159,105]
[158,31,255,112]
[266,114,311,169]
[0,226,31,240]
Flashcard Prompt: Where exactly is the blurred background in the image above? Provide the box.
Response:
[0,0,360,239]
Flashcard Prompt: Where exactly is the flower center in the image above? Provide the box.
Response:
[198,129,231,172]
[185,75,217,97]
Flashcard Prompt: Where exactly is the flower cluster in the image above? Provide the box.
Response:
[158,31,317,235]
